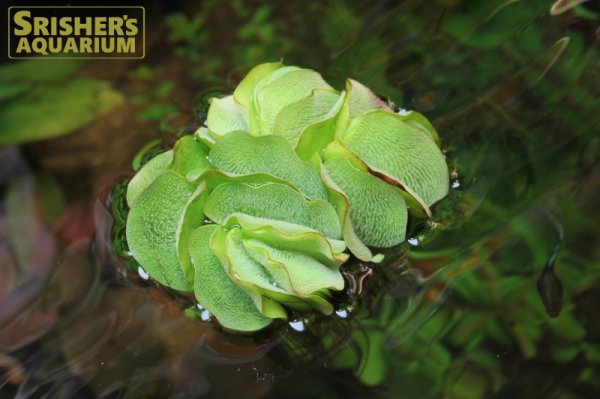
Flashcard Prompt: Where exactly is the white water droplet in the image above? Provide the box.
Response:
[200,310,211,321]
[138,266,150,280]
[397,108,411,116]
[335,309,349,318]
[452,180,460,189]
[408,237,419,246]
[289,319,306,332]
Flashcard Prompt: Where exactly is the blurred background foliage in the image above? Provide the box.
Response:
[1,0,599,398]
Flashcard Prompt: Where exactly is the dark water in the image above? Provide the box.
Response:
[1,0,600,398]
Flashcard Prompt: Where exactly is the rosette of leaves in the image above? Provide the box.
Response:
[197,62,449,261]
[125,134,347,332]
[124,62,448,332]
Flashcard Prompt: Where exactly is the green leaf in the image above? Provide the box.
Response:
[396,110,440,145]
[221,212,326,236]
[448,369,489,399]
[234,62,282,110]
[194,126,215,145]
[324,157,407,247]
[137,104,178,121]
[189,225,272,331]
[272,88,341,147]
[126,171,204,291]
[548,312,586,343]
[221,228,296,298]
[335,78,391,140]
[131,139,162,171]
[209,131,328,200]
[230,229,294,291]
[126,150,173,207]
[0,59,85,83]
[208,226,291,317]
[188,167,295,191]
[255,68,332,134]
[236,218,349,267]
[174,184,208,285]
[346,78,391,118]
[357,329,386,386]
[127,134,209,213]
[169,135,212,177]
[294,92,346,161]
[204,225,333,315]
[221,213,347,260]
[233,61,282,134]
[244,239,344,298]
[215,228,331,318]
[319,160,376,262]
[256,66,301,87]
[168,135,213,285]
[204,182,342,239]
[219,212,348,264]
[206,95,249,139]
[0,79,124,145]
[0,82,30,103]
[126,137,211,277]
[341,110,449,210]
[257,295,289,319]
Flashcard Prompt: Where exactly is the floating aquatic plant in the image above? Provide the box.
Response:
[123,62,449,332]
